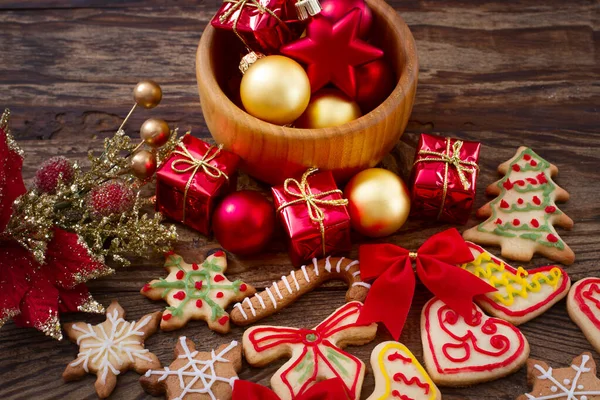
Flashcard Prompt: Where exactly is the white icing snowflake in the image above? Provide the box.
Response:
[144,337,239,400]
[527,354,600,400]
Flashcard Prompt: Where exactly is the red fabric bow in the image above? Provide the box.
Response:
[357,228,497,340]
[232,378,351,400]
[0,126,109,339]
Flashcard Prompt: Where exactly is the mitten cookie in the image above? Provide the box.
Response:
[463,146,574,264]
[367,341,440,400]
[63,301,161,399]
[141,251,255,333]
[140,337,242,400]
[567,277,600,353]
[231,257,370,326]
[243,301,377,400]
[461,242,571,325]
[421,297,529,387]
[517,353,600,400]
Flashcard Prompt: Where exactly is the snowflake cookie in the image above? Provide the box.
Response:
[141,251,255,333]
[517,352,600,400]
[140,336,242,400]
[243,301,377,400]
[62,301,161,399]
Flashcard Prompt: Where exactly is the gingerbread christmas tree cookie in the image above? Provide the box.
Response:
[141,251,255,333]
[63,301,161,399]
[517,353,600,400]
[243,301,377,400]
[140,336,242,400]
[463,146,574,264]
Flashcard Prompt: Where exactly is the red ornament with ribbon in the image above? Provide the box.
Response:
[232,378,351,400]
[272,167,351,266]
[357,228,497,340]
[211,0,301,54]
[409,133,481,224]
[156,134,239,235]
[0,116,109,340]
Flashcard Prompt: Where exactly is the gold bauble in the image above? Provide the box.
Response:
[133,80,162,109]
[295,89,362,129]
[140,118,170,148]
[131,150,157,179]
[344,168,410,237]
[240,55,311,125]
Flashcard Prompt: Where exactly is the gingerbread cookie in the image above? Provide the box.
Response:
[140,337,241,400]
[461,242,571,325]
[243,301,377,400]
[367,341,440,400]
[517,352,600,400]
[463,146,574,264]
[141,251,255,333]
[567,277,600,354]
[63,301,161,399]
[231,256,370,326]
[421,297,529,387]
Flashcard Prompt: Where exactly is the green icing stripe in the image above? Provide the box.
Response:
[326,348,350,378]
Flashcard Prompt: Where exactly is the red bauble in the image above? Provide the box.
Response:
[34,156,75,194]
[212,191,275,255]
[280,9,383,98]
[355,59,395,112]
[320,0,372,38]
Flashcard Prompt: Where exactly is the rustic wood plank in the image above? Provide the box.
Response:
[0,0,599,399]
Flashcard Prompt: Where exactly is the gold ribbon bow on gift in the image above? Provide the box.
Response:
[276,168,348,255]
[413,138,479,220]
[218,0,289,52]
[170,141,229,222]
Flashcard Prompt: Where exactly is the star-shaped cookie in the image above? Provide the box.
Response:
[141,251,255,333]
[140,336,242,400]
[62,301,161,399]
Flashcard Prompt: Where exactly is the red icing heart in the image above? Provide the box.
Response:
[422,298,528,377]
[465,243,570,322]
[572,277,600,330]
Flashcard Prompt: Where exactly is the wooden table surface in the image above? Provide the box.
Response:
[0,0,599,399]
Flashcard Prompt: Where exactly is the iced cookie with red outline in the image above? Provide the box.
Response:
[367,341,441,400]
[140,336,242,400]
[63,301,161,399]
[140,251,255,333]
[421,297,529,387]
[242,301,377,400]
[461,242,571,325]
[517,352,600,400]
[567,277,600,354]
[463,146,574,265]
[231,256,370,326]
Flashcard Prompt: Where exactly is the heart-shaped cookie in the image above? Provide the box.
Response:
[367,341,441,400]
[421,297,530,386]
[567,277,600,354]
[462,242,571,325]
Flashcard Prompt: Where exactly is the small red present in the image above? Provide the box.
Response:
[211,0,300,54]
[409,133,481,224]
[156,134,239,235]
[272,168,351,266]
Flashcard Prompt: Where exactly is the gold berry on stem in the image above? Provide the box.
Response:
[130,149,157,179]
[134,80,163,109]
[295,88,362,129]
[140,118,170,148]
[240,55,311,125]
[344,168,410,237]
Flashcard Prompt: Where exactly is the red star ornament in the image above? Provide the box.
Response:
[280,9,383,98]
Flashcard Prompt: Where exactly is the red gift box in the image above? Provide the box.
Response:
[211,0,300,54]
[272,168,351,266]
[156,134,239,235]
[409,133,480,224]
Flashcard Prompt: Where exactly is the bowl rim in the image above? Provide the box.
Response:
[197,0,418,139]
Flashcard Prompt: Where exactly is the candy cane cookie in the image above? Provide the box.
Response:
[230,256,370,326]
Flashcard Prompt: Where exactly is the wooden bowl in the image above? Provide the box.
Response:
[196,0,418,185]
